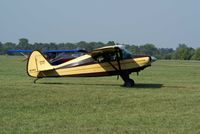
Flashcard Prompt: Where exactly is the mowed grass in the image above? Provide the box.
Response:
[0,56,200,134]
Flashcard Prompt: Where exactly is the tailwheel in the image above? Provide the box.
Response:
[33,78,42,83]
[124,79,135,87]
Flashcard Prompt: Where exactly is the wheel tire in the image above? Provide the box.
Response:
[124,79,135,87]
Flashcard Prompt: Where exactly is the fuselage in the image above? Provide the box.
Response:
[35,54,151,78]
[27,46,153,78]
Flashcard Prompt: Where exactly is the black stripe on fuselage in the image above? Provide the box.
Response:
[41,65,150,78]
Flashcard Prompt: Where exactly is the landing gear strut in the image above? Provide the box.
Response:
[120,71,135,87]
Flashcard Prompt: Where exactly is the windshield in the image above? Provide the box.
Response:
[117,46,132,59]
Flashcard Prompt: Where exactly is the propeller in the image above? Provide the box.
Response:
[151,56,157,63]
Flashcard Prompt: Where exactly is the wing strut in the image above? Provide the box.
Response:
[115,48,135,87]
[103,48,122,77]
[115,48,122,79]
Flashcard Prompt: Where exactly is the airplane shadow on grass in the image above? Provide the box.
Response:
[37,81,163,89]
[134,83,163,89]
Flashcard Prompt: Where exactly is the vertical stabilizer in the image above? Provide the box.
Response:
[27,51,54,78]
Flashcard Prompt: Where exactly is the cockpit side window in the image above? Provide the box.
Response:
[121,48,132,59]
[93,52,117,63]
[92,47,133,63]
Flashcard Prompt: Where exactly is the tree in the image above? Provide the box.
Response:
[125,44,139,54]
[0,42,3,54]
[49,42,58,50]
[107,41,115,46]
[77,41,91,51]
[3,42,16,54]
[17,38,30,49]
[192,48,200,60]
[158,48,174,59]
[139,44,159,56]
[173,44,195,60]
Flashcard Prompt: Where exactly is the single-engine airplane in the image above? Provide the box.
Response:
[27,45,156,87]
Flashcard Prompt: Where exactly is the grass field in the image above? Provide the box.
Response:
[0,55,200,134]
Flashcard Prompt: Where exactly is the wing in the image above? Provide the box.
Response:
[90,46,120,57]
[42,49,87,54]
[7,49,87,54]
[7,50,33,53]
[7,50,33,59]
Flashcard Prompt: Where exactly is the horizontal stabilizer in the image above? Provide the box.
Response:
[7,50,32,53]
[7,49,87,54]
[43,49,87,53]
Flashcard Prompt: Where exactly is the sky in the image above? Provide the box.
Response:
[0,0,200,48]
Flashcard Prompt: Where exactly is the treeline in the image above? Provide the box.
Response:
[125,43,200,60]
[0,38,200,60]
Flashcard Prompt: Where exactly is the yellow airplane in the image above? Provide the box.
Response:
[27,45,156,87]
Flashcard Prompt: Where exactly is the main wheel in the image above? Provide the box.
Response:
[124,79,135,87]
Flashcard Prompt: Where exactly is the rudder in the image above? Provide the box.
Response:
[27,51,54,78]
